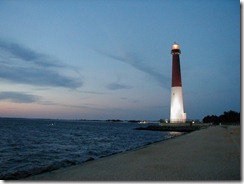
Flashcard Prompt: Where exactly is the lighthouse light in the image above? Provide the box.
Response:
[172,44,179,50]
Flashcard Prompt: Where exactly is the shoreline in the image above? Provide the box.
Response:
[24,125,240,181]
[1,121,185,180]
[19,130,186,180]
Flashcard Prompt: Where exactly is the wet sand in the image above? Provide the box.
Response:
[25,125,240,181]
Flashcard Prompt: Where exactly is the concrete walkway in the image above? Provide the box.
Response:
[26,126,241,181]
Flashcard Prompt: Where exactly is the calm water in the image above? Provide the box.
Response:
[0,118,183,180]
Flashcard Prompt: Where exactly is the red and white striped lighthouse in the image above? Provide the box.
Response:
[170,43,187,123]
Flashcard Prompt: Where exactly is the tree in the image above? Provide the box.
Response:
[203,115,218,123]
[202,110,240,124]
[219,110,240,123]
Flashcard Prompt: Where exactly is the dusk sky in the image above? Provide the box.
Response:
[0,0,240,120]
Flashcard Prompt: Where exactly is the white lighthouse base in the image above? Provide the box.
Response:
[170,86,187,123]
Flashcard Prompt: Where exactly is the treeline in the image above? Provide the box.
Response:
[203,110,240,124]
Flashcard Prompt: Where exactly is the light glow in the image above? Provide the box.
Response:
[172,43,180,50]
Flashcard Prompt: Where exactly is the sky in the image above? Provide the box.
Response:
[0,0,240,120]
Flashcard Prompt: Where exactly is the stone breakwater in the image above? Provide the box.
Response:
[135,124,208,132]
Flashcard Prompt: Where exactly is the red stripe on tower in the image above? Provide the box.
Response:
[171,43,182,87]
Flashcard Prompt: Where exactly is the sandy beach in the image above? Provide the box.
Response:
[25,125,240,181]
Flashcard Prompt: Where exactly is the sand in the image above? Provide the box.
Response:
[25,125,241,181]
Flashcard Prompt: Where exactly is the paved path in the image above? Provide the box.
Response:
[26,126,241,181]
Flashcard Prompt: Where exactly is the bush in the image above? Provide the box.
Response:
[202,110,240,124]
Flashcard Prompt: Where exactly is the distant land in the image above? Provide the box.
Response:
[0,110,240,125]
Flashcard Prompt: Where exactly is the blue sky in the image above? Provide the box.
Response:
[0,0,240,120]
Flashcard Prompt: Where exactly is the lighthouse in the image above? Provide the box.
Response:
[170,43,187,123]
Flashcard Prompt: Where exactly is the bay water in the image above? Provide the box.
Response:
[0,118,183,179]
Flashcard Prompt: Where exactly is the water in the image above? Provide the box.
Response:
[0,118,184,180]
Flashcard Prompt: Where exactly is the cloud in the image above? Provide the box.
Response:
[0,91,40,103]
[79,90,104,95]
[0,39,83,88]
[106,83,132,90]
[0,64,82,88]
[95,49,170,88]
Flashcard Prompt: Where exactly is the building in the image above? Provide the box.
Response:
[170,43,187,123]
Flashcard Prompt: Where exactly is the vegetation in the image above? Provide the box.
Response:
[202,110,240,125]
